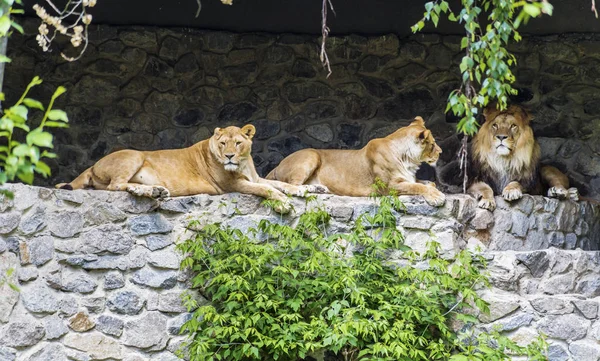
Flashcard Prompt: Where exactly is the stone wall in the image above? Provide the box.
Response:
[5,18,600,200]
[0,184,600,360]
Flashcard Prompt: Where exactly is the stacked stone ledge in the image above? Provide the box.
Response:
[0,183,599,360]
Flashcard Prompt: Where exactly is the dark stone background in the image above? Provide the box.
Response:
[5,18,600,200]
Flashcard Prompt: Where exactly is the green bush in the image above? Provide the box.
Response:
[178,195,547,361]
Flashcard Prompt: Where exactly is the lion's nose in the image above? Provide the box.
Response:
[496,135,508,141]
[225,154,234,160]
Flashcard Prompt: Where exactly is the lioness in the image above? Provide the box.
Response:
[56,124,327,213]
[468,105,578,211]
[266,117,446,206]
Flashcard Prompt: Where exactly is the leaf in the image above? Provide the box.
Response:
[26,129,53,148]
[44,121,69,128]
[0,54,11,63]
[46,109,68,122]
[0,14,10,35]
[10,20,23,34]
[23,98,44,111]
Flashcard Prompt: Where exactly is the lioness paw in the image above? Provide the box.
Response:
[126,185,170,200]
[502,187,522,201]
[568,187,579,201]
[547,186,568,199]
[478,198,496,211]
[423,189,445,207]
[273,200,292,214]
[304,185,329,194]
[151,186,170,200]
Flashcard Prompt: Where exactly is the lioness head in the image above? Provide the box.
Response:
[479,105,533,157]
[210,124,255,172]
[408,116,442,165]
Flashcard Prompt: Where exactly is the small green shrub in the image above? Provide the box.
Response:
[178,195,547,361]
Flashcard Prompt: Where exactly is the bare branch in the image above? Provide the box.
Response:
[320,0,335,78]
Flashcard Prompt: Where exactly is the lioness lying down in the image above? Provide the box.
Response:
[266,117,446,206]
[56,124,327,213]
[468,105,578,211]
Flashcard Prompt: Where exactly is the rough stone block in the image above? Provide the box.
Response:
[131,268,178,289]
[63,332,123,360]
[537,314,590,341]
[96,314,124,337]
[107,290,146,315]
[129,214,174,236]
[0,319,45,347]
[123,312,170,351]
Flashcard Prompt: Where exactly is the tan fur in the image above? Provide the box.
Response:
[56,125,327,214]
[468,105,578,211]
[266,117,446,206]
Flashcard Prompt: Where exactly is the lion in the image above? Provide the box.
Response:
[266,117,446,206]
[56,124,327,213]
[468,104,578,211]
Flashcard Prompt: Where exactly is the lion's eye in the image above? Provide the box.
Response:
[492,124,498,130]
[235,141,241,146]
[219,141,225,146]
[510,124,517,130]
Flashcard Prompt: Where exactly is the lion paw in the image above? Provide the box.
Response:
[547,186,568,199]
[418,180,437,188]
[273,200,292,214]
[478,198,496,211]
[304,184,329,194]
[502,187,523,202]
[127,185,170,200]
[423,189,446,207]
[568,187,579,201]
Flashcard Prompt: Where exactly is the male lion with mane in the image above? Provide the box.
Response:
[56,124,327,213]
[468,104,578,211]
[266,117,446,206]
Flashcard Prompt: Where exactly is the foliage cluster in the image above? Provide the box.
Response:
[178,195,547,361]
[0,0,68,197]
[412,0,552,135]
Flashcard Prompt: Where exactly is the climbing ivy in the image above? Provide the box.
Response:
[178,193,548,361]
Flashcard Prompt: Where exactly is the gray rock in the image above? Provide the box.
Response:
[48,211,83,238]
[104,271,125,290]
[150,351,182,361]
[26,343,67,361]
[123,312,169,351]
[82,296,106,313]
[63,332,123,360]
[44,314,69,340]
[548,232,565,248]
[131,268,178,289]
[55,189,85,205]
[547,343,569,361]
[59,271,98,294]
[478,294,520,323]
[489,312,534,332]
[84,203,127,226]
[80,224,134,255]
[575,274,600,297]
[22,283,59,314]
[0,212,20,234]
[129,245,150,269]
[167,313,192,335]
[565,233,578,249]
[148,246,180,269]
[0,238,6,253]
[57,295,78,317]
[129,214,173,235]
[569,340,600,361]
[537,314,590,341]
[530,297,574,315]
[1,320,45,347]
[153,292,187,313]
[0,252,19,322]
[540,273,575,295]
[146,235,174,251]
[516,251,549,277]
[18,266,39,282]
[107,290,146,315]
[0,347,16,361]
[471,208,494,230]
[96,314,124,337]
[63,348,90,361]
[159,198,194,213]
[573,300,599,319]
[78,255,130,271]
[510,211,530,238]
[20,236,54,266]
[306,124,334,142]
[18,206,46,235]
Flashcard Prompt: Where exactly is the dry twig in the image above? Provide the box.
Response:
[320,0,335,78]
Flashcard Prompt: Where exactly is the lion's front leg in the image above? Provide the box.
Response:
[259,178,329,197]
[502,181,523,202]
[468,181,496,211]
[417,180,437,188]
[235,180,292,214]
[107,183,171,200]
[541,165,579,201]
[388,180,445,207]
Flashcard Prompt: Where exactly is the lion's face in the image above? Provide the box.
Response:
[479,105,532,157]
[210,125,255,172]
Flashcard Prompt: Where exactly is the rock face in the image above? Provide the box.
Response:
[1,184,600,360]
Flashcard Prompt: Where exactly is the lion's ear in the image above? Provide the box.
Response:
[410,116,425,127]
[214,127,223,136]
[241,124,256,139]
[483,105,502,122]
[418,129,431,142]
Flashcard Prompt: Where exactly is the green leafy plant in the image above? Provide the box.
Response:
[178,194,547,361]
[412,0,553,136]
